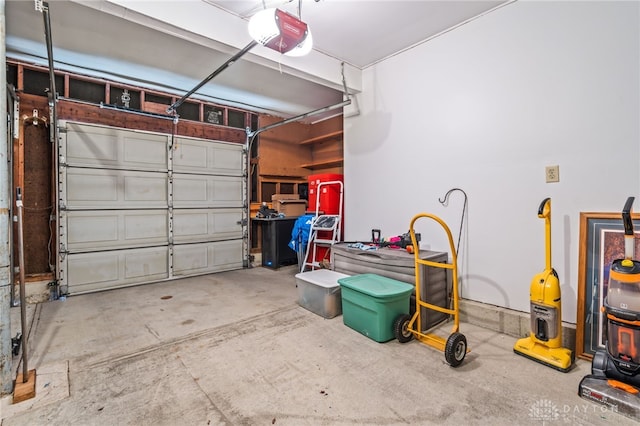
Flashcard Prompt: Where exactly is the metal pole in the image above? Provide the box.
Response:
[168,40,258,114]
[41,1,60,297]
[7,86,16,308]
[0,0,14,395]
[15,188,27,381]
[244,131,256,267]
[248,99,351,139]
[42,1,56,139]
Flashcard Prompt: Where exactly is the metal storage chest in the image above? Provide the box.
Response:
[330,243,450,330]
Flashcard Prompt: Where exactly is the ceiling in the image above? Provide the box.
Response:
[206,0,507,69]
[5,0,509,120]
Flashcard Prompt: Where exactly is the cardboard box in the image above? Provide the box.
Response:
[272,194,307,217]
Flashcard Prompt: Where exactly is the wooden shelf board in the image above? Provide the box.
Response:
[300,159,343,169]
[299,130,343,145]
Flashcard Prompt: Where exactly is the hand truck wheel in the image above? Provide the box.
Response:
[394,314,413,343]
[444,332,467,367]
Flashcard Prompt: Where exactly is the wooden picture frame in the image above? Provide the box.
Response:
[576,212,640,360]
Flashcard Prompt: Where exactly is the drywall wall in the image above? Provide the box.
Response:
[344,1,640,324]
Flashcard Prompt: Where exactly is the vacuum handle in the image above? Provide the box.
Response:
[622,196,635,261]
[537,197,550,218]
[537,198,552,271]
[623,196,635,236]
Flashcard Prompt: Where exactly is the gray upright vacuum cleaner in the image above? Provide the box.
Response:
[579,197,640,420]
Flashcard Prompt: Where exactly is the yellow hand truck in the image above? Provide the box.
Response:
[393,213,468,367]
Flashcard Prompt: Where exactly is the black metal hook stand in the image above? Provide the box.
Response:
[438,188,468,255]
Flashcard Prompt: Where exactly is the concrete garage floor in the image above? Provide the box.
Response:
[0,266,636,426]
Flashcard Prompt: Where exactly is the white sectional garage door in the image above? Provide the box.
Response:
[58,121,244,294]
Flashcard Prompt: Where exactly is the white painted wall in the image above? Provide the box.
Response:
[344,1,640,324]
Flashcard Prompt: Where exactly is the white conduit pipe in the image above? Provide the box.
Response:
[15,189,28,383]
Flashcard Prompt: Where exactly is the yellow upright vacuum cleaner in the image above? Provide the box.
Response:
[514,198,573,372]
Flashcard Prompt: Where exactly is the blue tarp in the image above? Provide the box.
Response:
[289,214,315,253]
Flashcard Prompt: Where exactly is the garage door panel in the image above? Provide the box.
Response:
[124,175,167,201]
[65,247,169,294]
[173,174,242,208]
[62,122,168,171]
[173,137,243,176]
[63,170,119,203]
[63,168,168,209]
[123,138,167,168]
[64,210,168,252]
[173,208,242,243]
[59,122,245,294]
[125,249,169,279]
[172,240,243,277]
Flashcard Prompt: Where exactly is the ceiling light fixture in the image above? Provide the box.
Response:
[248,8,313,56]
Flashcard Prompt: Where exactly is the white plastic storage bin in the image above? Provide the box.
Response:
[295,269,350,318]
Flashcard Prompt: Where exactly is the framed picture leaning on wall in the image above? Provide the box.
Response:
[576,212,640,360]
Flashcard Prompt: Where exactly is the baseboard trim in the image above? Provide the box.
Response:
[459,299,576,352]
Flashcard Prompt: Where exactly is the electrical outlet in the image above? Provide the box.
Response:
[545,165,560,183]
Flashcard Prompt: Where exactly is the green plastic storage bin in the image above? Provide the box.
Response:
[338,273,414,343]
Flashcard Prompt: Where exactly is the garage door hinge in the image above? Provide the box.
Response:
[238,219,248,226]
[58,128,67,134]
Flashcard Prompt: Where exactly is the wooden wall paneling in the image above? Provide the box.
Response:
[298,115,344,171]
[259,114,312,143]
[257,115,312,177]
[16,95,54,280]
[306,115,343,138]
[23,122,52,275]
[305,139,343,171]
[53,98,246,143]
[258,136,311,177]
[63,74,69,97]
[17,64,23,90]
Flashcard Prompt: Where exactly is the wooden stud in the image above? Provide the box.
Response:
[13,369,36,404]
